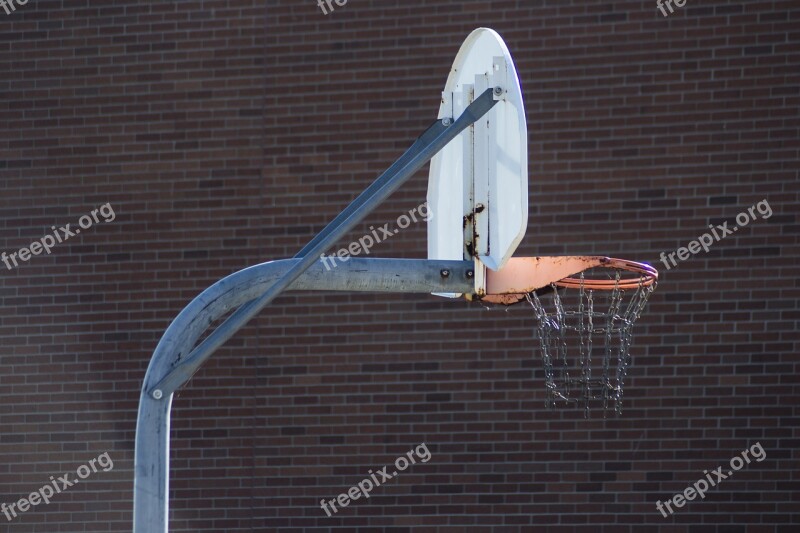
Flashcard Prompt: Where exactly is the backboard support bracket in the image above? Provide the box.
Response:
[134,87,500,533]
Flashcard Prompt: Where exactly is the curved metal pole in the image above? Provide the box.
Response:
[133,257,473,533]
[150,88,499,399]
[134,87,500,532]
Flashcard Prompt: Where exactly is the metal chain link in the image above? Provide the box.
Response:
[527,268,656,417]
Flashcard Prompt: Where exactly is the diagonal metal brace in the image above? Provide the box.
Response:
[295,118,450,257]
[147,87,500,399]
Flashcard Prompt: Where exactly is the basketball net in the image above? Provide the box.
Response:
[526,269,656,417]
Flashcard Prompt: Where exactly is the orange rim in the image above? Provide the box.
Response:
[554,258,658,290]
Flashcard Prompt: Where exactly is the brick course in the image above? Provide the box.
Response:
[0,1,798,531]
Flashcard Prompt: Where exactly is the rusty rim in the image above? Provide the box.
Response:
[554,258,658,290]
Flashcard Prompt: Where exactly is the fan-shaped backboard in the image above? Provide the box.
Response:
[427,28,528,297]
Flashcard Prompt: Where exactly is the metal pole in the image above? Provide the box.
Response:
[149,88,498,399]
[133,258,472,533]
[134,87,498,533]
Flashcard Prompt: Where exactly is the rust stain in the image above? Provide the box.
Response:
[463,213,473,229]
[480,293,525,305]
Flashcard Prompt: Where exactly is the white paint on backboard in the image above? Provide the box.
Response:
[427,28,528,296]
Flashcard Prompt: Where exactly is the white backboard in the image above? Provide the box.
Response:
[427,28,528,297]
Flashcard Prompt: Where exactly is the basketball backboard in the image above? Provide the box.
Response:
[427,28,528,296]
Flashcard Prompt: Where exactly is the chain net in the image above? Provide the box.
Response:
[526,269,656,417]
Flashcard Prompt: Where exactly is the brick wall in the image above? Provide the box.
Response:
[1,1,798,531]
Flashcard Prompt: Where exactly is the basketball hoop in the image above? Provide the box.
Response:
[524,259,657,417]
[134,24,661,530]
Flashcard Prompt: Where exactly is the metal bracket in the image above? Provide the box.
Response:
[145,88,498,400]
[134,89,500,533]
